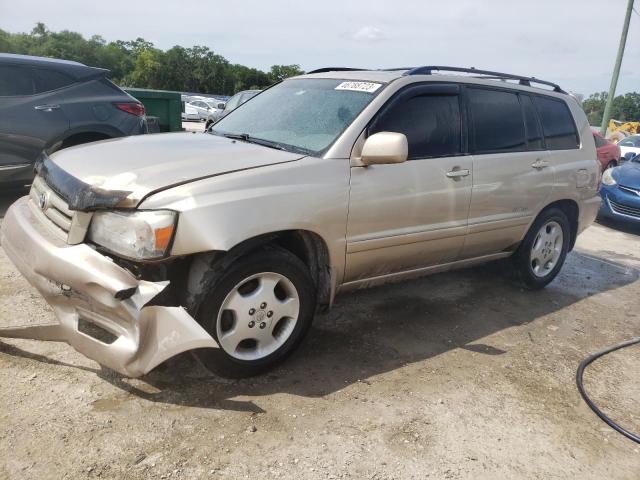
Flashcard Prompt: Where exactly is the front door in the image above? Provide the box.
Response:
[344,84,472,284]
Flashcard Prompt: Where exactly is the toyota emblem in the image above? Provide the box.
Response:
[38,192,48,210]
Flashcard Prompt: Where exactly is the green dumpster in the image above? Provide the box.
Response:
[124,88,183,132]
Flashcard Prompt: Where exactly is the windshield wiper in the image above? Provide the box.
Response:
[220,132,250,141]
[219,132,288,151]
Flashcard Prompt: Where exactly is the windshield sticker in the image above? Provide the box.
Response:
[335,81,382,93]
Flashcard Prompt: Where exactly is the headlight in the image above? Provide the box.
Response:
[602,168,617,186]
[88,210,177,260]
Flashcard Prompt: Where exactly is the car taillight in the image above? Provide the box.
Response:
[115,102,145,117]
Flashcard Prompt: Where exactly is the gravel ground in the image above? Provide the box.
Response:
[0,190,639,480]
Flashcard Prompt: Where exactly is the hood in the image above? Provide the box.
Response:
[614,161,640,188]
[49,132,305,208]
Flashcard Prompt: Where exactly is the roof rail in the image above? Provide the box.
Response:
[306,67,365,74]
[403,66,566,93]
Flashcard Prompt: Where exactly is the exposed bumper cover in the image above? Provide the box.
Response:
[0,197,218,377]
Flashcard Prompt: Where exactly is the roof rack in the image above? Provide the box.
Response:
[403,66,566,93]
[306,67,365,74]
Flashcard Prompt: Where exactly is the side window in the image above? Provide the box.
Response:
[593,134,606,148]
[533,96,579,150]
[0,65,35,96]
[521,95,544,150]
[370,93,461,159]
[31,68,75,94]
[467,88,525,153]
[226,94,241,110]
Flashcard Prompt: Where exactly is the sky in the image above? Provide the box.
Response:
[1,0,639,96]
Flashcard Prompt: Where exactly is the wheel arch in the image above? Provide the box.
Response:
[539,199,580,251]
[184,229,333,316]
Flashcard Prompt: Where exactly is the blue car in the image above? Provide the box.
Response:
[599,153,640,222]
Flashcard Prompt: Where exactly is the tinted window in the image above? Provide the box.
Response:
[32,68,74,93]
[593,134,606,148]
[370,94,461,159]
[468,88,525,153]
[0,65,35,96]
[533,96,579,150]
[521,95,543,150]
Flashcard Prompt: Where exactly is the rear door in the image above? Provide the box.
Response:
[345,84,472,283]
[459,87,554,259]
[0,65,71,172]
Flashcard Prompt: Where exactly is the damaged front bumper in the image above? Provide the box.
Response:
[0,197,218,377]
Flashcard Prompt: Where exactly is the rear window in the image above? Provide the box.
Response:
[467,88,525,153]
[533,96,579,150]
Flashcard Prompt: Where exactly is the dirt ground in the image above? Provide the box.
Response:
[0,190,639,480]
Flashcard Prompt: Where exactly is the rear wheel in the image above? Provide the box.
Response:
[512,208,570,289]
[193,248,316,378]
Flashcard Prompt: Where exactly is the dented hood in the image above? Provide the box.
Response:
[46,132,305,209]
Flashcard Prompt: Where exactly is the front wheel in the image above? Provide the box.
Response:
[512,208,570,289]
[193,248,316,378]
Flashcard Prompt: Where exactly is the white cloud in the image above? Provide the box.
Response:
[351,26,386,42]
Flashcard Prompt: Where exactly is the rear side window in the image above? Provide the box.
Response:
[521,95,544,150]
[31,68,75,94]
[0,65,35,96]
[467,88,525,153]
[0,66,74,96]
[533,96,579,150]
[370,94,461,159]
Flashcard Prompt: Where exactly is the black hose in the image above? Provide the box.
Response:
[576,337,640,444]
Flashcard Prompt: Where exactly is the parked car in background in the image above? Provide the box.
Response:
[599,153,640,223]
[0,53,147,188]
[617,134,640,161]
[205,89,260,129]
[188,98,225,121]
[0,66,600,379]
[592,131,621,171]
[182,103,201,122]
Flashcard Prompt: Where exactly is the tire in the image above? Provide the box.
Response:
[512,207,571,290]
[193,247,316,378]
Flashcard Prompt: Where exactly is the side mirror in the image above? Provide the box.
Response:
[361,132,408,166]
[217,102,226,109]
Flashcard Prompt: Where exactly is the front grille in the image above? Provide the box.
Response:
[619,185,640,197]
[29,176,92,244]
[609,198,640,219]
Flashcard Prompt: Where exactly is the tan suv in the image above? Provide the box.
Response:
[0,66,601,378]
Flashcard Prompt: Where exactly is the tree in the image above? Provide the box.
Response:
[268,64,304,83]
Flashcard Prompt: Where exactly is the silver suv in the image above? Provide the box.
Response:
[0,66,601,378]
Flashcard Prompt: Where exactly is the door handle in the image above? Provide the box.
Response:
[446,168,470,178]
[531,159,549,170]
[34,104,60,111]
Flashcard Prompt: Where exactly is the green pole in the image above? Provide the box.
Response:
[600,0,634,136]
